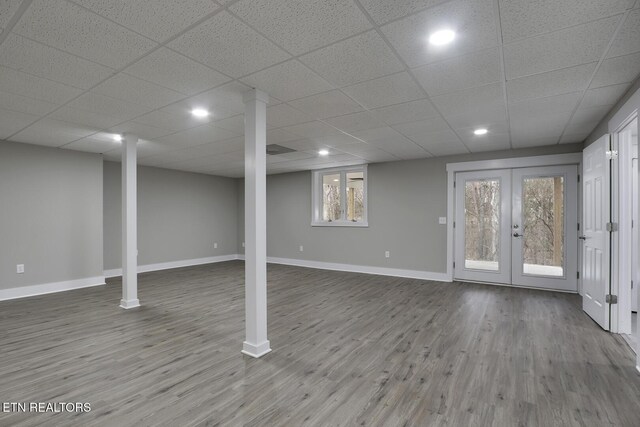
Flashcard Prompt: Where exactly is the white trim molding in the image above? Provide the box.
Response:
[266,256,450,282]
[0,276,106,301]
[104,254,239,278]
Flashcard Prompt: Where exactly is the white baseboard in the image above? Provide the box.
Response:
[263,256,450,282]
[104,254,240,278]
[0,276,106,302]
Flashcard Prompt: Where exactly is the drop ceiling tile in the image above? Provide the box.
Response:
[0,90,58,116]
[382,0,499,68]
[10,118,97,147]
[299,30,404,87]
[288,90,363,119]
[510,135,559,148]
[591,52,640,88]
[465,133,511,152]
[71,0,219,42]
[443,104,507,129]
[0,34,115,89]
[267,104,312,129]
[229,0,371,55]
[342,72,424,109]
[431,82,505,118]
[155,123,239,148]
[134,110,195,132]
[503,16,619,79]
[313,133,366,148]
[0,108,39,140]
[0,65,82,105]
[63,132,122,154]
[560,133,590,144]
[607,9,640,58]
[93,73,185,109]
[506,63,597,103]
[413,48,502,96]
[499,0,634,43]
[241,60,333,102]
[352,126,431,159]
[124,48,230,96]
[169,11,290,78]
[455,121,509,145]
[564,104,612,135]
[425,140,469,156]
[176,81,253,115]
[509,93,581,145]
[401,127,461,148]
[0,0,21,30]
[211,115,245,134]
[581,83,630,109]
[325,111,387,133]
[371,99,439,125]
[392,116,451,141]
[359,0,451,24]
[66,92,152,123]
[109,121,175,140]
[13,0,156,69]
[281,121,345,139]
[266,128,301,145]
[50,106,123,129]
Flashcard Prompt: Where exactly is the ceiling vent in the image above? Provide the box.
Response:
[266,144,296,155]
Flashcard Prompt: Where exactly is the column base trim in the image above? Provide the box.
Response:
[241,340,271,358]
[120,299,140,309]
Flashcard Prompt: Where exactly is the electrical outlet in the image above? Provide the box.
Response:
[299,245,304,252]
[385,251,390,258]
[214,242,218,249]
[439,217,447,225]
[16,264,24,274]
[242,242,245,248]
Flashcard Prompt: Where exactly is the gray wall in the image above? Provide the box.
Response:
[0,141,103,289]
[239,143,584,273]
[103,161,238,270]
[586,77,640,147]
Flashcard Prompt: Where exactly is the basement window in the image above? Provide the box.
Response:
[312,165,368,227]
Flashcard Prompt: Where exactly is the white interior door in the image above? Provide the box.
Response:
[582,134,611,330]
[633,153,638,313]
[454,169,511,284]
[511,166,578,292]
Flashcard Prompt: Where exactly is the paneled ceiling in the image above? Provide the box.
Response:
[1,0,639,177]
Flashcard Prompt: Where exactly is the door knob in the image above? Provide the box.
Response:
[513,232,522,237]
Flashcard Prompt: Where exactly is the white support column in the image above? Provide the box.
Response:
[120,133,140,309]
[242,89,271,358]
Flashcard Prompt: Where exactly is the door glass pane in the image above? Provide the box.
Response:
[346,171,364,222]
[322,173,341,221]
[465,179,501,271]
[521,176,564,277]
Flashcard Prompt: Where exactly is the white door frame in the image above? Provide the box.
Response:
[607,85,640,346]
[611,112,639,335]
[446,153,583,289]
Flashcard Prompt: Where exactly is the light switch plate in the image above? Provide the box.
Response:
[17,264,25,274]
[439,217,447,224]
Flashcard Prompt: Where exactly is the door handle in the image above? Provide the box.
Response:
[578,236,589,240]
[513,233,522,237]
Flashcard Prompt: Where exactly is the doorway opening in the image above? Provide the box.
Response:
[453,165,578,292]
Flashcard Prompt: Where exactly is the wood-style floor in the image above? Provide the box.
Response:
[1,261,640,426]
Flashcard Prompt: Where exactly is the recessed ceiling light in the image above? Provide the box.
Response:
[333,179,339,182]
[474,128,488,136]
[113,134,123,142]
[428,29,455,46]
[191,108,210,118]
[318,149,329,156]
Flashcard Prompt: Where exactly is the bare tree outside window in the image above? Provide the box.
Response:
[322,174,341,221]
[464,179,500,270]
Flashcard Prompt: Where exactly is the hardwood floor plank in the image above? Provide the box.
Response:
[1,261,639,426]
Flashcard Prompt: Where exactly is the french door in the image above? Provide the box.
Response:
[454,165,578,292]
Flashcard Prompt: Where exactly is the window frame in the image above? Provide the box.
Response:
[311,165,368,227]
